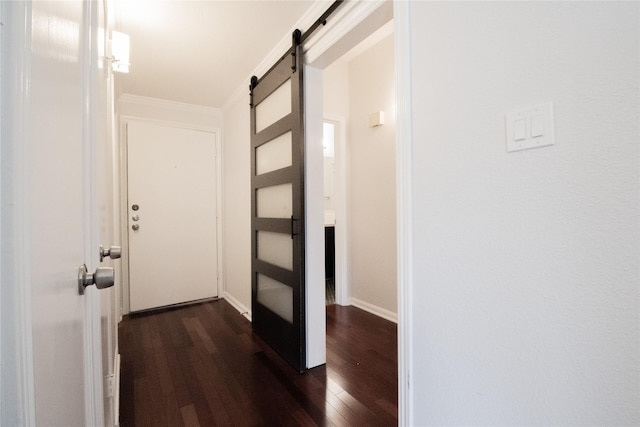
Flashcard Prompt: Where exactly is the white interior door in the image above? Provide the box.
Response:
[127,121,218,312]
[1,1,111,426]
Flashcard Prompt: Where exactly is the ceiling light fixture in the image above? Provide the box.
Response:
[111,30,130,73]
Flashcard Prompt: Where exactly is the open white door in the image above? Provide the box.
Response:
[1,1,114,425]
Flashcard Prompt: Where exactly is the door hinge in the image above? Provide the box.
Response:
[106,373,115,398]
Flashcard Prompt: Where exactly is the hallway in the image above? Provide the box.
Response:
[119,299,397,426]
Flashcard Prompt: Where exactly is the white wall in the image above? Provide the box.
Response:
[220,93,252,315]
[324,60,349,118]
[347,34,397,317]
[406,2,640,424]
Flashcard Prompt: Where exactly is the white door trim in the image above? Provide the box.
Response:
[304,0,393,68]
[305,66,327,369]
[1,2,37,425]
[393,2,414,425]
[1,4,3,420]
[118,115,223,314]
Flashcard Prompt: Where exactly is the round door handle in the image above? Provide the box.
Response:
[100,245,121,262]
[132,224,140,231]
[94,267,115,289]
[78,265,115,294]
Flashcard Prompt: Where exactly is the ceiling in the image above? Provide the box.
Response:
[113,0,323,108]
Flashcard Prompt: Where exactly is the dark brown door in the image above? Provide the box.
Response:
[250,32,306,371]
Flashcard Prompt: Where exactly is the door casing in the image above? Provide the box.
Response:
[297,1,413,424]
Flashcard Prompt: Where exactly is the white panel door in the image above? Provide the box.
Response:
[127,121,218,312]
[1,1,111,426]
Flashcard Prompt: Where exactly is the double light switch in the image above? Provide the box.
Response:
[505,102,554,152]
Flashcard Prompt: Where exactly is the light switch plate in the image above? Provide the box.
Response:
[505,102,554,152]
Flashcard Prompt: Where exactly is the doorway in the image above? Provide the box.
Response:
[303,1,401,417]
[320,21,398,322]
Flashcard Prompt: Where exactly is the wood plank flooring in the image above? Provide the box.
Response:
[119,299,397,426]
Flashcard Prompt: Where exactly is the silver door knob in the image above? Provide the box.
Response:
[78,264,115,294]
[132,224,140,231]
[100,245,122,262]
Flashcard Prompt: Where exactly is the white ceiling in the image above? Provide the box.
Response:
[113,0,323,108]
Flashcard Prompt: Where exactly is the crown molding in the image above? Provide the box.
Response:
[118,93,222,116]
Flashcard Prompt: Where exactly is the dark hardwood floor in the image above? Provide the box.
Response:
[119,299,397,426]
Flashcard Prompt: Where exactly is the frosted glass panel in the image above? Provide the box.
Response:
[257,274,293,323]
[257,231,293,270]
[257,184,292,218]
[256,131,292,175]
[256,79,291,133]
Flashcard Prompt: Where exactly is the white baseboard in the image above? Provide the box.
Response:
[113,353,121,426]
[349,298,398,323]
[222,292,252,322]
[221,293,396,324]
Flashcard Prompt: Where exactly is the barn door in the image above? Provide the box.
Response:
[250,31,306,371]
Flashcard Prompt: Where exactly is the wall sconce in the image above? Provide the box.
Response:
[111,31,130,73]
[368,111,384,128]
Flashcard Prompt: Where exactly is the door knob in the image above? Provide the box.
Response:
[78,264,115,295]
[100,245,122,262]
[132,224,140,231]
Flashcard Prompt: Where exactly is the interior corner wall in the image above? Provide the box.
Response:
[347,34,397,316]
[220,94,252,315]
[323,60,350,119]
[407,2,640,424]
